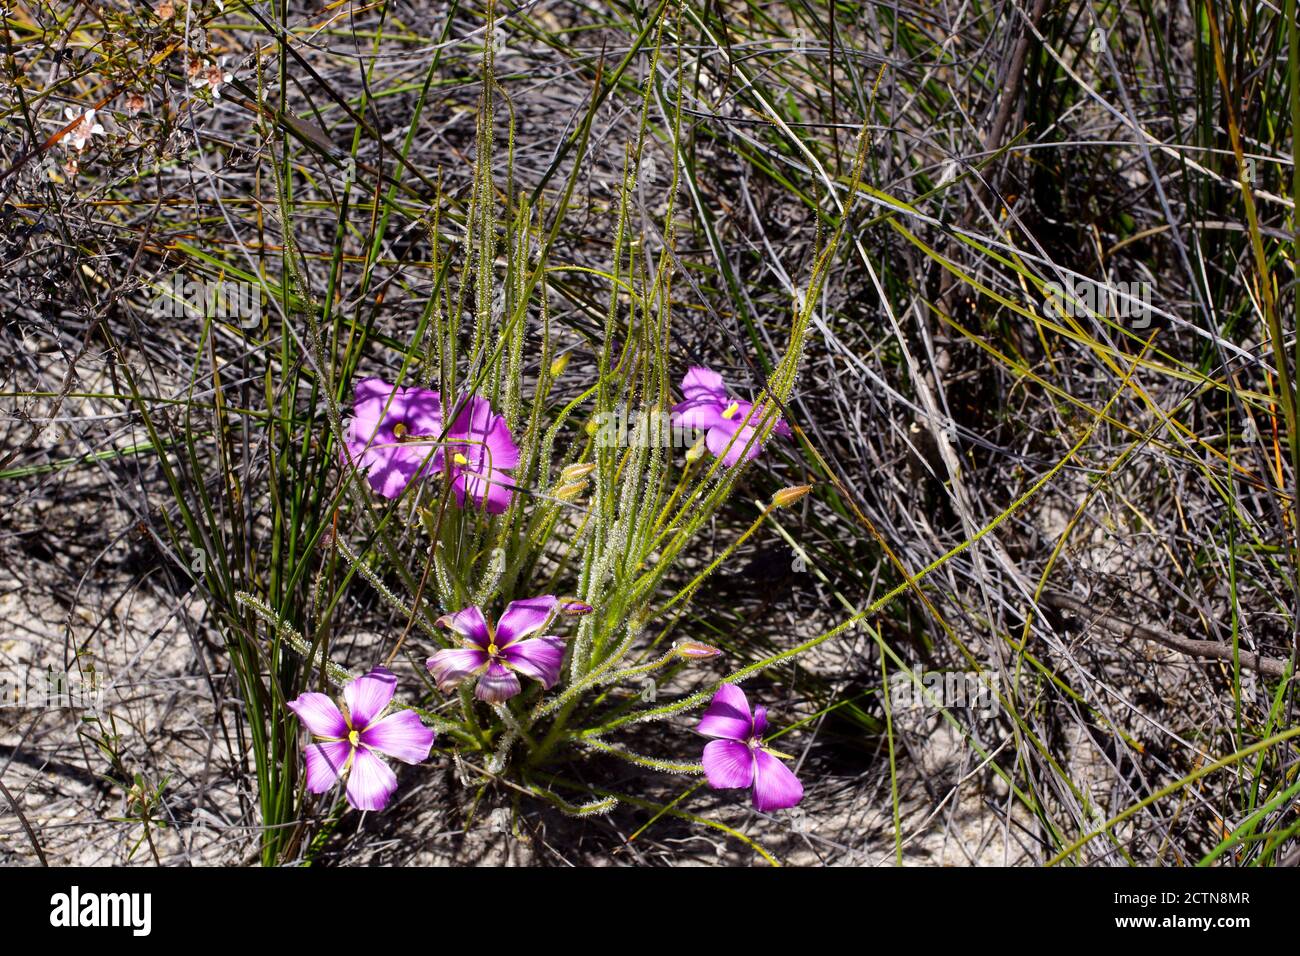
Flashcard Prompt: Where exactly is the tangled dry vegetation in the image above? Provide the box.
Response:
[2,0,1298,866]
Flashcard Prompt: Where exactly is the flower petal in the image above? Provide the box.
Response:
[447,397,520,470]
[502,636,566,689]
[474,661,522,703]
[345,749,398,812]
[707,421,762,467]
[426,648,489,692]
[286,692,348,739]
[347,377,396,442]
[395,385,443,437]
[752,705,768,739]
[671,397,725,431]
[702,739,755,790]
[359,709,435,764]
[343,378,442,499]
[343,667,397,729]
[480,414,520,471]
[360,448,429,499]
[680,366,729,403]
[495,595,559,646]
[436,605,491,647]
[302,740,352,793]
[752,749,804,811]
[453,468,516,514]
[446,394,493,437]
[697,684,752,741]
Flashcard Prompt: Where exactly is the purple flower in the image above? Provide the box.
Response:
[426,595,572,703]
[286,667,435,812]
[342,377,444,499]
[670,367,792,466]
[438,396,520,513]
[698,684,804,812]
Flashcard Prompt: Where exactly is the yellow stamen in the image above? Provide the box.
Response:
[348,729,360,747]
[487,643,498,656]
[392,422,408,439]
[453,452,469,466]
[721,401,740,420]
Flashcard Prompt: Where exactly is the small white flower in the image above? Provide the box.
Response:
[190,57,233,98]
[63,108,105,151]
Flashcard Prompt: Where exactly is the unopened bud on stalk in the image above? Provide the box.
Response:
[685,435,707,461]
[562,600,594,615]
[772,484,813,508]
[561,462,596,481]
[554,481,588,501]
[674,640,723,660]
[549,353,570,378]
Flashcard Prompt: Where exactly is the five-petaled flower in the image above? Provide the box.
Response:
[698,684,803,811]
[438,395,519,513]
[286,667,435,812]
[670,366,791,466]
[342,377,444,499]
[427,595,577,703]
[63,108,104,152]
[191,57,234,98]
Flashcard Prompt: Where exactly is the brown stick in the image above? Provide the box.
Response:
[0,776,47,866]
[1041,592,1291,679]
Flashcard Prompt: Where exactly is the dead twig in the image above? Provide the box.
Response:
[1042,592,1292,680]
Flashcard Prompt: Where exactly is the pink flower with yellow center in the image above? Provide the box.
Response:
[426,595,588,703]
[435,395,520,514]
[670,366,792,466]
[698,684,803,811]
[342,377,444,499]
[286,667,435,812]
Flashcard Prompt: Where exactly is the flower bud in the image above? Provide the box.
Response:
[685,435,706,461]
[562,601,594,615]
[561,462,597,481]
[675,640,722,660]
[553,480,587,501]
[549,353,570,378]
[772,484,813,508]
